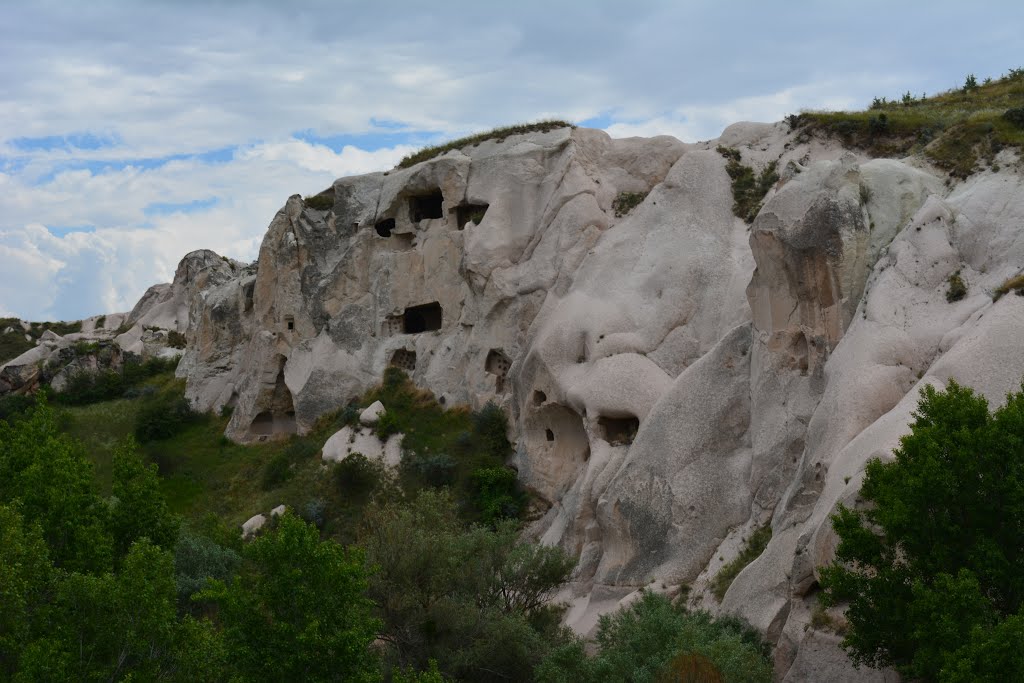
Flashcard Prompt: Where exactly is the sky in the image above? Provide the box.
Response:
[2,1,1023,321]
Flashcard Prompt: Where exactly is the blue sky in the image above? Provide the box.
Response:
[2,0,1023,320]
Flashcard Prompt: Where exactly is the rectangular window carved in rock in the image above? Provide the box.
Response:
[409,191,444,222]
[403,302,442,333]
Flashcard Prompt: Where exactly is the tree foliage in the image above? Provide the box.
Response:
[201,513,381,682]
[535,591,772,683]
[360,490,575,681]
[0,401,112,573]
[821,380,1024,681]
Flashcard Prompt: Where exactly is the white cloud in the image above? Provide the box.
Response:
[0,142,410,319]
[1,1,1021,319]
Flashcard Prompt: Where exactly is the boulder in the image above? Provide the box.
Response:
[321,426,402,468]
[359,400,385,425]
[270,504,287,517]
[241,513,267,539]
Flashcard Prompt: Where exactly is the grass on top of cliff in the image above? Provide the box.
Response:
[792,67,1024,178]
[396,120,576,169]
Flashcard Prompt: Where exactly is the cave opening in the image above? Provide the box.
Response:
[403,302,443,333]
[599,415,640,446]
[409,191,444,222]
[454,203,489,229]
[375,218,395,237]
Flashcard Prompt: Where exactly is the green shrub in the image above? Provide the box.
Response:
[375,411,401,440]
[402,452,457,488]
[134,392,199,442]
[716,146,778,223]
[173,528,241,608]
[334,453,383,497]
[710,525,772,601]
[536,591,772,683]
[361,491,575,680]
[1005,107,1024,128]
[612,191,648,217]
[471,466,522,524]
[947,271,968,302]
[261,451,294,490]
[262,439,319,490]
[397,121,575,169]
[303,193,334,211]
[994,273,1024,300]
[472,402,511,459]
[166,330,187,349]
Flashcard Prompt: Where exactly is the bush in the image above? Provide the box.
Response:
[536,591,772,683]
[471,466,522,524]
[260,451,294,490]
[303,193,334,211]
[375,411,402,440]
[261,439,319,491]
[334,453,383,497]
[472,402,511,459]
[710,525,772,601]
[361,491,574,680]
[402,452,457,488]
[994,273,1024,300]
[166,330,187,349]
[947,271,968,302]
[134,392,199,442]
[1004,107,1024,128]
[173,528,241,608]
[716,146,778,223]
[612,191,648,217]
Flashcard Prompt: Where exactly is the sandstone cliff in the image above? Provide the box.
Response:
[10,120,1024,680]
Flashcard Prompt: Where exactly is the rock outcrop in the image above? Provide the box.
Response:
[41,121,1024,679]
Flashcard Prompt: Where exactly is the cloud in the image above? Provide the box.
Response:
[1,1,1022,319]
[0,141,410,319]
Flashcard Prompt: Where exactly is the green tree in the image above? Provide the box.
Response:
[16,539,224,682]
[360,490,574,681]
[821,380,1024,681]
[0,401,112,573]
[0,504,52,678]
[535,591,772,683]
[110,436,180,558]
[203,513,381,682]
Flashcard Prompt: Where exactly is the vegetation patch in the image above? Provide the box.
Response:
[791,68,1024,178]
[303,192,334,211]
[947,270,968,302]
[994,273,1024,300]
[710,525,772,600]
[612,190,648,217]
[717,146,779,223]
[166,329,187,349]
[536,591,772,682]
[397,120,575,169]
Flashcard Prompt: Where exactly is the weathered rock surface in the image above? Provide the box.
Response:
[57,121,1024,679]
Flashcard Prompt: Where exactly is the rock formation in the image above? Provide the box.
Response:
[11,120,1024,680]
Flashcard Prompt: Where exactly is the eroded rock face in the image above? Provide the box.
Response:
[145,121,1024,680]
